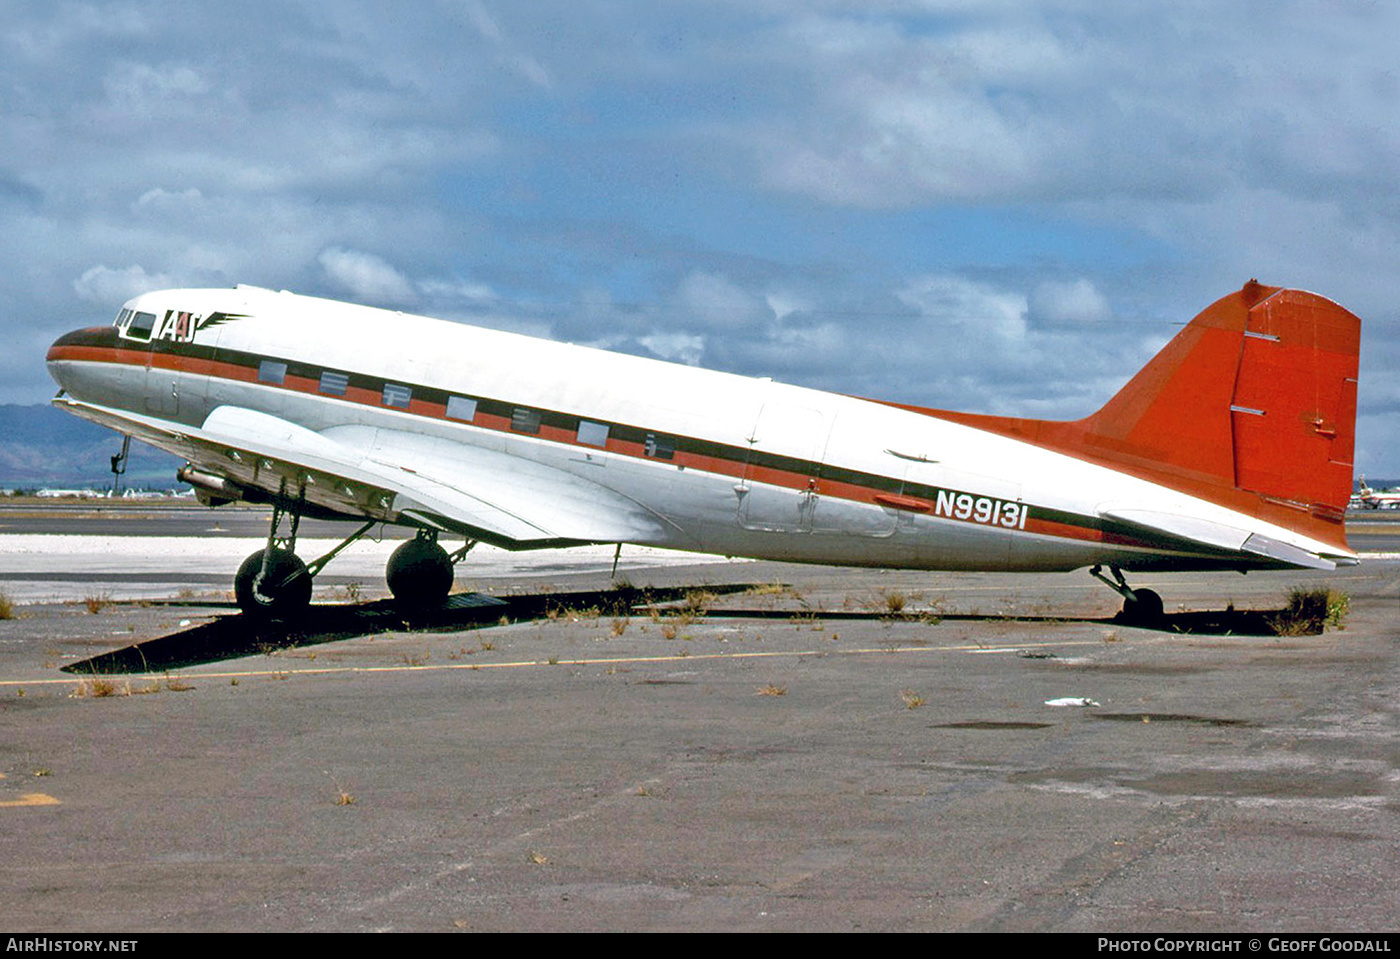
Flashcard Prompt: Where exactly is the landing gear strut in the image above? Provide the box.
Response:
[235,487,313,620]
[232,478,476,619]
[1090,565,1163,625]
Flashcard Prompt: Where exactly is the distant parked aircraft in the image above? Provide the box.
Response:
[1352,477,1400,510]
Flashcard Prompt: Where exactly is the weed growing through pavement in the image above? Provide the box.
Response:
[326,772,356,806]
[1270,586,1351,635]
[71,677,125,697]
[82,593,113,614]
[682,590,715,617]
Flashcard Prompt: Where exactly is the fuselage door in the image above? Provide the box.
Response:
[736,401,831,532]
[139,308,210,423]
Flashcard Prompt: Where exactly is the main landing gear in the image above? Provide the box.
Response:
[1090,565,1164,626]
[233,485,475,619]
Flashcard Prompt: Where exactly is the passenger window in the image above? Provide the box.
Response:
[446,395,477,422]
[577,420,609,447]
[383,383,412,408]
[258,360,287,385]
[319,371,349,396]
[511,407,541,434]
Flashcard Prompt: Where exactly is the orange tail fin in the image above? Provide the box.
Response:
[914,281,1360,550]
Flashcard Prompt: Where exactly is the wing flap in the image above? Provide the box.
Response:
[320,422,669,546]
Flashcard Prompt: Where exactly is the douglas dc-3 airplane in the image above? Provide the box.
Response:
[46,279,1360,623]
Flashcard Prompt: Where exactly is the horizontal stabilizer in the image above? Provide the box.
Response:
[1100,507,1341,570]
[1240,533,1341,571]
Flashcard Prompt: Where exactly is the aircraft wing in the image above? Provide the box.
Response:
[1099,507,1348,571]
[53,398,672,549]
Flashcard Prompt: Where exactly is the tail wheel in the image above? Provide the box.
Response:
[235,548,312,620]
[386,537,454,610]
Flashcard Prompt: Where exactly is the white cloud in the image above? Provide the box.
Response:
[675,271,770,331]
[1029,278,1110,325]
[101,62,209,119]
[897,275,1029,345]
[638,331,706,366]
[132,188,203,211]
[318,248,416,304]
[417,278,497,303]
[72,264,176,304]
[5,2,1400,470]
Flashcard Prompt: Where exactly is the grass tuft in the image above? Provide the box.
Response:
[757,683,787,697]
[82,593,112,614]
[0,589,14,620]
[71,677,126,698]
[1270,586,1350,636]
[682,590,715,616]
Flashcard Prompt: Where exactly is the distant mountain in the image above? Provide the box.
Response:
[0,404,182,489]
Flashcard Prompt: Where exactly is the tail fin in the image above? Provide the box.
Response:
[918,281,1360,550]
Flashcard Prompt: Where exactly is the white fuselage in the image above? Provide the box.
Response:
[47,286,1351,573]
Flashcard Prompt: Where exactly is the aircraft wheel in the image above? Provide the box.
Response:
[386,537,454,610]
[1119,587,1163,625]
[235,548,312,620]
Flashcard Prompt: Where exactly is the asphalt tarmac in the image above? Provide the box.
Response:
[0,503,1397,932]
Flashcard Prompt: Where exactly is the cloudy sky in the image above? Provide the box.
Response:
[5,1,1398,472]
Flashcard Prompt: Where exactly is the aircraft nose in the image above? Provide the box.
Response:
[47,325,120,397]
[47,325,116,362]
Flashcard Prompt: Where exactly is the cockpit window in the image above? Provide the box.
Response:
[113,308,132,328]
[125,311,157,341]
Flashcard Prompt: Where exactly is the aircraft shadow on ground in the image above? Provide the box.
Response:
[63,585,746,674]
[63,585,1320,675]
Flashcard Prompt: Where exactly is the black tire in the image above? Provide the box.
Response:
[235,548,312,620]
[1120,587,1164,625]
[386,538,454,610]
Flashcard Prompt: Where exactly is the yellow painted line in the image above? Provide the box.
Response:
[0,793,61,808]
[0,636,1156,687]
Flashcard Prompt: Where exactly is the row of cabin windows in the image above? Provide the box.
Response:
[108,310,674,462]
[250,358,675,459]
